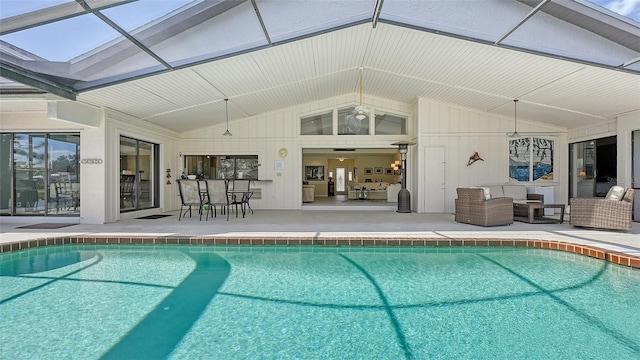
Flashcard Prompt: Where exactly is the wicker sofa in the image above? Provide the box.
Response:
[482,184,544,218]
[569,187,635,230]
[455,188,514,226]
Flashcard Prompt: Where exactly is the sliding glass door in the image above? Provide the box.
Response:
[633,130,639,221]
[0,132,80,216]
[0,134,11,215]
[120,136,159,212]
[569,136,617,198]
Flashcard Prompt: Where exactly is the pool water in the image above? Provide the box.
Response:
[1,245,639,359]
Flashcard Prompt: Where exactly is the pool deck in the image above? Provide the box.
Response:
[1,210,639,268]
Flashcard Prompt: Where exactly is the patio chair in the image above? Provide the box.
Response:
[203,179,230,221]
[120,174,136,208]
[18,178,39,210]
[177,179,206,221]
[229,179,253,218]
[569,187,635,230]
[455,188,513,226]
[54,172,78,213]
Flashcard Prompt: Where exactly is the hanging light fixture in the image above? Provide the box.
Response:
[222,98,232,136]
[354,66,369,121]
[509,99,520,138]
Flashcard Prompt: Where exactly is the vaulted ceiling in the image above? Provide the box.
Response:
[1,0,638,133]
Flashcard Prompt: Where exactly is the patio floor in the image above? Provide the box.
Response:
[1,208,639,268]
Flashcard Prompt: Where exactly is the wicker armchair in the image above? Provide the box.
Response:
[569,188,635,230]
[455,188,514,226]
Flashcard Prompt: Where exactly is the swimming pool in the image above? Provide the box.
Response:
[1,245,639,359]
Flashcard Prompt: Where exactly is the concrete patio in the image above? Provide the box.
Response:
[1,210,638,267]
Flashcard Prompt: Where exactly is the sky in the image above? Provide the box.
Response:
[588,0,640,21]
[0,1,638,22]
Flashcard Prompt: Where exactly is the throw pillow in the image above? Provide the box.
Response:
[605,186,625,201]
[503,185,527,201]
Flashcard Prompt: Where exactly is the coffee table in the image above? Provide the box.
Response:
[513,202,565,224]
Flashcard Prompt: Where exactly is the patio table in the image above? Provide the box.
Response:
[513,203,566,224]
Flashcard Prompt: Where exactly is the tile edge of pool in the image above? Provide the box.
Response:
[1,235,639,269]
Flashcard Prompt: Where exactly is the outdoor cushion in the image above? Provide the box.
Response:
[605,186,625,201]
[513,199,542,204]
[485,185,504,198]
[503,185,528,201]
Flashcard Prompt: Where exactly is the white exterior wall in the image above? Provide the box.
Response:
[416,98,568,214]
[616,111,640,190]
[6,94,636,221]
[104,110,180,223]
[179,93,414,210]
[566,112,639,219]
[567,111,639,193]
[0,99,180,224]
[0,99,108,224]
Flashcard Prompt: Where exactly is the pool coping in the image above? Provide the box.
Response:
[1,235,639,269]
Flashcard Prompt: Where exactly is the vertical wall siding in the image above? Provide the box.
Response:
[418,98,568,214]
[179,93,413,210]
[568,120,617,143]
[177,94,572,212]
[1,94,587,218]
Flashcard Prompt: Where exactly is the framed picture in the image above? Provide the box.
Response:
[385,168,393,175]
[274,160,284,170]
[305,165,324,181]
[364,167,373,175]
[374,167,383,174]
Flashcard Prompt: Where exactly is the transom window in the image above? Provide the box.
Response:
[300,111,333,135]
[375,112,407,135]
[301,107,407,135]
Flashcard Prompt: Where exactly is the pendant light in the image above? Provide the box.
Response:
[509,99,520,138]
[354,66,369,121]
[222,98,232,136]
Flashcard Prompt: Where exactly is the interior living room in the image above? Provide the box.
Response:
[302,148,402,210]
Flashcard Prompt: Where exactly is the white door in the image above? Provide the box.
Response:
[424,147,446,212]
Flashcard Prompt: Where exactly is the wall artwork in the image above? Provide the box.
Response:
[385,168,393,175]
[364,167,373,175]
[374,167,383,174]
[305,165,324,181]
[509,137,554,182]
